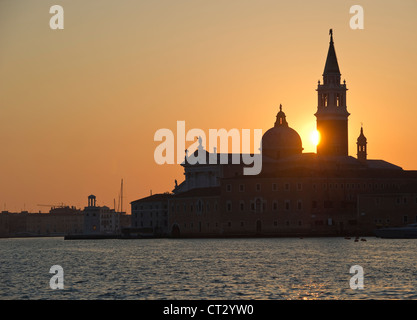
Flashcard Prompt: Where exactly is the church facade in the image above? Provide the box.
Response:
[131,30,417,237]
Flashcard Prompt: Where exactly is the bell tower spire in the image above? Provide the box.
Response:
[315,29,350,157]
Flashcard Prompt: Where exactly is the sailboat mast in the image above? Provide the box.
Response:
[121,179,123,213]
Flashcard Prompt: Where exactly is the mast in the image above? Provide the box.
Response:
[121,179,123,213]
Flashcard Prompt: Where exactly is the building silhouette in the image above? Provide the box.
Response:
[130,30,417,238]
[0,195,131,238]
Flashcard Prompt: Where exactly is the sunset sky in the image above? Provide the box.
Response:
[0,0,416,212]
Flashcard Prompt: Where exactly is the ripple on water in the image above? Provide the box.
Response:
[2,237,417,299]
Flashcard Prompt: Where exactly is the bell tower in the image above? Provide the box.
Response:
[315,29,350,157]
[357,126,367,162]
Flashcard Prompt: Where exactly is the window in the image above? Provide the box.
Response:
[226,184,232,192]
[256,184,261,191]
[240,202,245,212]
[403,216,408,224]
[297,200,302,210]
[297,183,302,191]
[255,199,262,213]
[227,201,232,212]
[272,183,278,191]
[239,184,245,192]
[285,200,290,211]
[273,201,278,211]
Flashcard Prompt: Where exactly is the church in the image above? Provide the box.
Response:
[130,30,417,238]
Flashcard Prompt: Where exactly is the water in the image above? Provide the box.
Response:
[1,237,417,300]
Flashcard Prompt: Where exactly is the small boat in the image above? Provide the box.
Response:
[374,223,417,239]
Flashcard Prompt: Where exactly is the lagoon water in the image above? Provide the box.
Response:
[1,237,417,300]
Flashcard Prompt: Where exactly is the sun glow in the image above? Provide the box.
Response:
[310,130,320,146]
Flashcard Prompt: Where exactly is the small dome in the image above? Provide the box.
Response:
[262,105,303,159]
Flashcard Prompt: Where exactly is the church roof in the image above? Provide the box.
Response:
[130,193,172,204]
[172,187,221,198]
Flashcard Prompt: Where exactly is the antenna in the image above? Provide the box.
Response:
[121,179,123,213]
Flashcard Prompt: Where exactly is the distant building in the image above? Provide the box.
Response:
[131,30,417,238]
[83,195,129,235]
[26,206,84,236]
[130,193,171,237]
[0,206,83,237]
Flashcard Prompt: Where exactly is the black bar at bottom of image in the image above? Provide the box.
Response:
[1,300,414,319]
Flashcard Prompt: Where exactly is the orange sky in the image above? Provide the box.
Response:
[0,0,416,212]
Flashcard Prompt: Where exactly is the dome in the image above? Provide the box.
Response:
[261,105,303,159]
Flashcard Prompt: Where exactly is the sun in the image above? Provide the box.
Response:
[310,130,320,146]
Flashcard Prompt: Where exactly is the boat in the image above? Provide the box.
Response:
[374,223,417,239]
